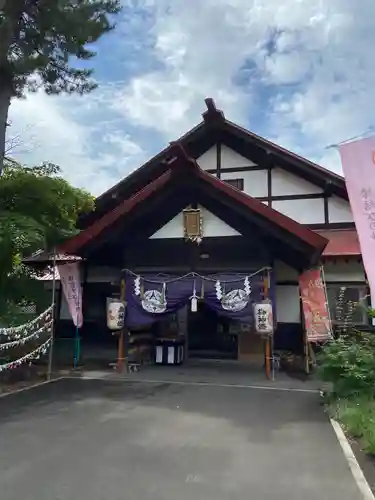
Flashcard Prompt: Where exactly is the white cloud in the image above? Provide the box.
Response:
[6,0,375,193]
[7,90,146,195]
[117,0,375,171]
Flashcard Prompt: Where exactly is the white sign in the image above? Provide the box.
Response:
[106,299,126,330]
[57,262,83,327]
[254,302,274,335]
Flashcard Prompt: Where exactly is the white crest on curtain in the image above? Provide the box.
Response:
[221,289,249,312]
[141,283,167,314]
[220,276,252,312]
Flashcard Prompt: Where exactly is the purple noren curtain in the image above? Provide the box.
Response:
[124,272,264,328]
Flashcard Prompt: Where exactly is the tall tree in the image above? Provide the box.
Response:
[0,160,94,324]
[0,0,121,174]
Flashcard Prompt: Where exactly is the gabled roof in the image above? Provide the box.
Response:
[59,144,328,263]
[79,98,347,229]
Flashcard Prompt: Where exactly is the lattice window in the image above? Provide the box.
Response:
[224,178,244,191]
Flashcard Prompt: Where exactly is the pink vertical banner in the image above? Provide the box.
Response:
[57,262,83,327]
[339,136,375,307]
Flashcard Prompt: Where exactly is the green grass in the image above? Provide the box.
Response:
[331,396,375,454]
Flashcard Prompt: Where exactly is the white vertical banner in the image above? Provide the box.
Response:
[57,262,83,327]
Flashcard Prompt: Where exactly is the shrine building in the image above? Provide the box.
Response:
[27,99,367,370]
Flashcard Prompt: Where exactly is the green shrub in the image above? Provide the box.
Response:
[318,330,375,398]
[333,398,375,454]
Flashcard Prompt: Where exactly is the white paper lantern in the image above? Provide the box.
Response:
[107,299,126,331]
[254,301,274,335]
[191,296,198,312]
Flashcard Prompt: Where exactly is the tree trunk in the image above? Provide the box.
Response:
[0,85,12,175]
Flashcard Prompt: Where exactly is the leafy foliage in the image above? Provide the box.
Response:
[320,306,375,456]
[318,329,375,398]
[0,0,121,96]
[332,397,375,454]
[0,160,94,323]
[0,0,121,173]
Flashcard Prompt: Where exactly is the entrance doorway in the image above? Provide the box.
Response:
[187,302,238,360]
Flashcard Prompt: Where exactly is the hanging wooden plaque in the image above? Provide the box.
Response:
[183,209,201,238]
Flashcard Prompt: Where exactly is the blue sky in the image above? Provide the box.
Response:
[7,0,375,195]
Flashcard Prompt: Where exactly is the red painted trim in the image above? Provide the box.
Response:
[316,229,361,256]
[59,170,172,254]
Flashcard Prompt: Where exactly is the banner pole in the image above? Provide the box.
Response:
[73,325,80,370]
[47,248,57,381]
[264,273,271,380]
[320,264,333,339]
[117,278,127,373]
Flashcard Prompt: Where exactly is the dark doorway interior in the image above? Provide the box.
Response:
[188,302,238,360]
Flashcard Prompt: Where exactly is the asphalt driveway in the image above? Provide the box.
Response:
[0,378,363,499]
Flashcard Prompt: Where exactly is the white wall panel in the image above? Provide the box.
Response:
[276,285,301,323]
[196,145,217,170]
[272,167,323,196]
[150,205,241,239]
[328,196,354,223]
[272,198,325,224]
[201,206,241,237]
[221,169,268,197]
[323,261,365,282]
[221,144,256,169]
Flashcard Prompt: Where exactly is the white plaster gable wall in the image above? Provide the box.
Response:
[196,146,217,170]
[221,169,268,197]
[272,198,325,224]
[272,167,322,196]
[220,144,256,168]
[150,205,241,239]
[196,145,353,225]
[196,144,256,171]
[328,196,354,223]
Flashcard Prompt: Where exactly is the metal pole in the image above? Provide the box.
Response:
[47,249,57,380]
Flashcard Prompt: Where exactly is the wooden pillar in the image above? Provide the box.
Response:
[264,275,271,380]
[117,278,127,373]
[300,294,310,374]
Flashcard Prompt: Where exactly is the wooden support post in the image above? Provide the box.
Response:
[300,295,310,374]
[264,275,271,380]
[304,330,310,374]
[117,278,127,373]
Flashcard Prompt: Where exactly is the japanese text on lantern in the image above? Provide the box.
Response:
[257,308,267,331]
[360,188,375,240]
